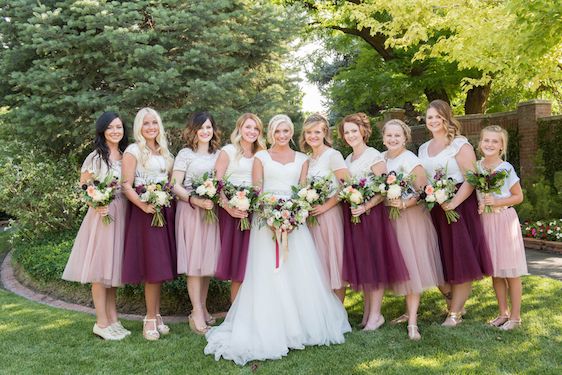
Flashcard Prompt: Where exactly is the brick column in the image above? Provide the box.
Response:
[517,100,552,181]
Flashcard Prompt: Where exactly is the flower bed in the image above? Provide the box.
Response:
[522,219,562,254]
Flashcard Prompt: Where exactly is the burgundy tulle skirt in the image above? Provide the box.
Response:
[430,190,493,284]
[121,202,177,284]
[342,202,410,291]
[215,207,251,282]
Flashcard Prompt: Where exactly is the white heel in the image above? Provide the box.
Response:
[143,317,160,341]
[156,314,170,335]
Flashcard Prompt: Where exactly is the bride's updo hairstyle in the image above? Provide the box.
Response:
[267,114,294,146]
[338,112,372,142]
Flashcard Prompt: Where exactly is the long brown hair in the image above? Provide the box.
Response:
[427,100,462,144]
[182,111,222,153]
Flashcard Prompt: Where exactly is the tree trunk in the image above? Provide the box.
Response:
[464,84,491,114]
[424,87,450,104]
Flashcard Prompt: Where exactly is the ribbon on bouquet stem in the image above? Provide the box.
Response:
[274,228,289,272]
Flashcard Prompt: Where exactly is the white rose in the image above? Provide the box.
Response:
[425,194,436,203]
[139,192,149,202]
[350,191,363,205]
[207,186,217,197]
[435,189,448,204]
[237,197,250,211]
[195,185,206,196]
[378,183,386,192]
[155,191,168,206]
[274,210,281,219]
[93,191,105,202]
[386,184,402,200]
[266,217,274,226]
[297,188,307,199]
[306,190,319,203]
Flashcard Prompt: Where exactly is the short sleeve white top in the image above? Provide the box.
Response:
[173,148,219,193]
[344,147,384,177]
[81,150,121,181]
[221,144,254,186]
[124,143,169,186]
[382,150,422,177]
[418,136,471,184]
[308,148,347,197]
[477,160,520,199]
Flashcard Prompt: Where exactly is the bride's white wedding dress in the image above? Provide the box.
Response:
[204,150,351,365]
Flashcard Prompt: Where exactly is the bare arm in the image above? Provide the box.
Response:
[350,161,385,216]
[121,152,155,214]
[310,167,350,216]
[299,160,309,185]
[252,157,264,191]
[214,149,246,218]
[482,181,524,208]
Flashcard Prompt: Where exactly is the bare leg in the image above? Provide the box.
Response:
[361,291,371,327]
[106,287,118,324]
[492,277,510,317]
[144,283,161,334]
[438,283,452,310]
[201,276,211,320]
[406,293,420,326]
[91,283,109,327]
[187,276,207,329]
[230,281,242,303]
[506,277,522,321]
[334,287,346,303]
[450,282,471,313]
[363,288,385,330]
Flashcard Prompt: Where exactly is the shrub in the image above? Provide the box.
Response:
[521,219,562,242]
[538,117,562,186]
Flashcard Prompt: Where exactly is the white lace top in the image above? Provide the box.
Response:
[81,150,121,181]
[255,150,308,198]
[308,148,347,197]
[221,144,254,186]
[344,147,384,177]
[418,136,471,183]
[173,148,219,193]
[124,143,168,185]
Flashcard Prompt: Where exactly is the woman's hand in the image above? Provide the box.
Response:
[94,206,109,216]
[192,196,214,210]
[440,201,457,211]
[385,199,402,208]
[310,203,329,217]
[351,204,368,217]
[482,194,497,207]
[141,203,156,214]
[223,204,248,219]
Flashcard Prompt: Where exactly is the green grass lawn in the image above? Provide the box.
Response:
[1,274,561,374]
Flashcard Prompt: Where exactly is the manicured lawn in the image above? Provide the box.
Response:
[1,275,560,374]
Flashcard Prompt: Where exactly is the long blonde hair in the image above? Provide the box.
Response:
[231,113,266,158]
[299,113,332,153]
[427,100,462,144]
[267,114,294,146]
[133,107,174,171]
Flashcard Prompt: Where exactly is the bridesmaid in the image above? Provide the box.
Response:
[299,113,349,302]
[477,125,527,330]
[381,119,445,340]
[172,111,221,335]
[121,107,176,340]
[338,113,410,330]
[418,100,493,327]
[63,112,129,340]
[215,113,266,302]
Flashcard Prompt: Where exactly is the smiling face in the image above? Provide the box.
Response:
[141,113,159,141]
[479,130,503,158]
[240,118,260,144]
[342,122,364,149]
[104,117,124,146]
[197,119,214,145]
[304,123,326,149]
[273,122,292,146]
[425,107,447,136]
[383,123,406,153]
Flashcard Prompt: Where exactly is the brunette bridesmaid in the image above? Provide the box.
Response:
[339,113,409,330]
[418,100,493,327]
[381,119,445,340]
[477,125,527,330]
[121,107,176,340]
[172,112,221,335]
[215,113,266,302]
[63,112,129,340]
[299,113,349,302]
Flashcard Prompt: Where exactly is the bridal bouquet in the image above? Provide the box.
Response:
[376,171,416,220]
[136,181,174,227]
[256,193,310,270]
[222,181,260,231]
[339,174,379,224]
[191,171,223,223]
[81,172,120,224]
[466,165,510,213]
[418,168,460,224]
[291,174,334,226]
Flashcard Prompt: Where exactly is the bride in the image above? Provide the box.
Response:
[205,114,351,365]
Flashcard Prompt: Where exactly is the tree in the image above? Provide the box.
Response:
[0,0,304,155]
[283,0,562,114]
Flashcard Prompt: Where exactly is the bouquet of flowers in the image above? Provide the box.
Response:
[191,171,223,223]
[466,165,510,213]
[81,173,120,224]
[222,181,261,231]
[135,181,174,227]
[256,193,310,270]
[376,171,416,220]
[291,174,334,226]
[338,174,378,224]
[418,168,460,224]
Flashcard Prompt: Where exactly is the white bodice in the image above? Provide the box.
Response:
[344,147,384,177]
[255,150,307,197]
[308,148,347,197]
[124,143,169,185]
[418,136,471,183]
[477,160,520,199]
[382,150,422,177]
[81,150,121,181]
[222,144,254,186]
[173,148,219,193]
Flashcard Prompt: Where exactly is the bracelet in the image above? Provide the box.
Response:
[188,195,195,209]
